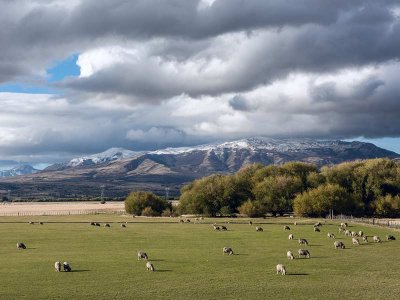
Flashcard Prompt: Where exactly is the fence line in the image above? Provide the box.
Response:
[328,214,400,229]
[0,210,126,217]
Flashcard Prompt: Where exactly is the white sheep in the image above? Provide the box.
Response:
[146,262,155,271]
[16,242,26,249]
[352,237,360,245]
[363,236,368,242]
[276,264,286,275]
[256,227,263,232]
[298,249,310,258]
[287,251,294,260]
[298,238,308,245]
[288,234,294,240]
[54,261,61,272]
[294,221,297,226]
[327,233,335,239]
[358,231,363,237]
[223,247,234,255]
[213,225,221,231]
[351,231,357,237]
[334,241,345,249]
[344,230,351,236]
[314,222,322,227]
[373,236,381,243]
[387,235,396,241]
[137,251,148,260]
[340,222,348,228]
[63,262,71,272]
[338,227,344,233]
[314,227,320,232]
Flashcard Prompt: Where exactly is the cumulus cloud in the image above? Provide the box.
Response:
[1,0,400,161]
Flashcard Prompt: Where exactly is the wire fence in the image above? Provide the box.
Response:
[329,214,400,229]
[0,210,126,217]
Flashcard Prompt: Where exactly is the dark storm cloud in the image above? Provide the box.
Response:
[1,0,400,161]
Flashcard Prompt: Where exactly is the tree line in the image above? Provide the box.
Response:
[178,158,400,217]
[124,158,400,218]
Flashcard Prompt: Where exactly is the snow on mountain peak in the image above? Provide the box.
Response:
[67,147,140,167]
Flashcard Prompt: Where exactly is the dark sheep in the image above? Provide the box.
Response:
[63,262,72,272]
[138,251,148,260]
[223,247,234,255]
[220,226,227,231]
[387,235,396,241]
[17,242,26,249]
[298,249,310,258]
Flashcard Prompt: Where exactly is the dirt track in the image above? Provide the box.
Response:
[0,202,125,216]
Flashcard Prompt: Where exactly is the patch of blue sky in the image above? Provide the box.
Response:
[47,53,80,82]
[0,82,57,94]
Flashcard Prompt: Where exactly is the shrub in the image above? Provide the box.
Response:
[161,208,173,217]
[238,200,264,217]
[125,191,167,215]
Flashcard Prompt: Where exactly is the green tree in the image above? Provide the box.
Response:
[253,175,302,215]
[125,191,168,216]
[294,184,360,217]
[238,200,264,217]
[372,195,400,217]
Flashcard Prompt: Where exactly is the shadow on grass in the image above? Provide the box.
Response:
[149,259,164,262]
[71,270,91,273]
[155,270,172,272]
[235,253,249,256]
[287,273,308,276]
[308,244,322,247]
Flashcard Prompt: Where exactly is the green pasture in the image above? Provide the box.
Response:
[0,216,398,299]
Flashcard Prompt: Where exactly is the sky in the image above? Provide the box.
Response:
[1,0,400,168]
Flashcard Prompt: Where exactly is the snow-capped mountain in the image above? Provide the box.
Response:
[46,148,141,170]
[4,138,398,199]
[0,164,39,177]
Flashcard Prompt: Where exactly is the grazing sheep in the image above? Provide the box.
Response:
[179,219,184,223]
[373,236,381,243]
[137,251,149,260]
[276,264,286,275]
[284,225,290,231]
[327,233,335,239]
[287,251,294,260]
[358,231,363,237]
[95,223,101,227]
[213,225,221,231]
[352,238,360,245]
[334,241,345,249]
[220,226,227,231]
[314,227,320,232]
[294,221,297,226]
[339,227,344,233]
[288,234,294,240]
[16,242,26,249]
[29,222,34,225]
[363,236,368,242]
[298,249,310,258]
[121,224,126,228]
[344,230,351,236]
[186,219,191,223]
[146,262,155,271]
[63,262,71,272]
[105,224,110,227]
[256,227,263,232]
[298,238,308,245]
[249,221,253,225]
[340,222,348,228]
[314,222,322,227]
[387,235,396,241]
[55,261,61,272]
[223,247,234,255]
[90,222,95,226]
[39,222,44,225]
[351,231,357,237]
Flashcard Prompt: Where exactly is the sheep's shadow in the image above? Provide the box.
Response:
[287,273,308,276]
[308,245,322,247]
[155,270,172,272]
[71,270,91,272]
[235,253,249,256]
[149,259,165,262]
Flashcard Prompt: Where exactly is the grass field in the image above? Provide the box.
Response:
[0,216,399,300]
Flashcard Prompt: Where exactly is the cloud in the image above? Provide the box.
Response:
[1,0,400,162]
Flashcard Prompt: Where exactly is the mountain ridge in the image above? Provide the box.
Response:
[1,138,398,199]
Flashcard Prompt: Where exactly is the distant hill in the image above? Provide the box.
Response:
[0,164,38,177]
[0,138,398,199]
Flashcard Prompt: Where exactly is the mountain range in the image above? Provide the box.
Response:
[0,138,398,199]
